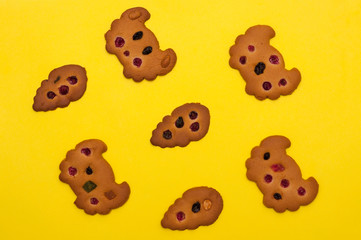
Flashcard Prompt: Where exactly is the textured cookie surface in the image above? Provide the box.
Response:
[33,64,87,111]
[161,187,223,230]
[105,7,177,82]
[246,136,318,212]
[229,25,301,100]
[150,103,210,148]
[59,139,130,215]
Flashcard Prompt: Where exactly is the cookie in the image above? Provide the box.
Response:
[229,25,301,100]
[59,139,130,215]
[105,7,177,82]
[150,103,210,148]
[33,64,87,111]
[246,136,318,212]
[161,187,223,230]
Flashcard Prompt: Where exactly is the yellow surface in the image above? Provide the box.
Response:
[0,0,360,239]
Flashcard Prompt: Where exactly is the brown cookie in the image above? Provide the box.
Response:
[33,64,87,111]
[246,136,318,212]
[59,139,130,215]
[161,187,223,230]
[229,25,301,100]
[105,7,177,82]
[150,103,210,148]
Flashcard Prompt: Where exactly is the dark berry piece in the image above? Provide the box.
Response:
[67,76,78,85]
[192,202,201,213]
[248,45,255,52]
[47,91,56,99]
[68,167,77,176]
[281,179,290,188]
[132,31,143,40]
[123,51,130,56]
[189,111,198,120]
[86,167,93,175]
[279,78,287,86]
[82,181,97,193]
[262,81,272,91]
[269,55,279,64]
[298,187,306,196]
[239,56,247,65]
[190,122,200,132]
[58,85,69,95]
[81,148,91,156]
[273,193,282,200]
[271,164,285,172]
[254,62,266,75]
[263,152,270,160]
[133,58,142,67]
[115,37,125,48]
[176,211,185,221]
[163,130,172,140]
[142,46,152,55]
[90,197,99,205]
[175,117,184,128]
[264,174,273,183]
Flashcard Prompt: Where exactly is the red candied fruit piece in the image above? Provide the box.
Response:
[90,197,99,205]
[47,91,56,99]
[269,55,279,64]
[123,51,130,56]
[58,85,69,95]
[262,82,272,91]
[281,179,290,188]
[279,78,287,86]
[190,122,200,132]
[115,37,125,48]
[298,187,306,196]
[68,167,77,176]
[176,211,185,222]
[67,76,78,85]
[189,111,198,120]
[81,148,91,156]
[264,174,273,183]
[239,56,247,65]
[248,45,255,52]
[133,58,142,67]
[271,164,285,172]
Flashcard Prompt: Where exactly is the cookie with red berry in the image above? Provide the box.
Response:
[59,139,130,215]
[105,7,177,82]
[161,187,223,230]
[246,136,318,212]
[150,103,210,148]
[229,25,301,100]
[33,64,87,111]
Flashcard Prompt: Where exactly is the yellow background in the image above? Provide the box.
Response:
[1,0,360,239]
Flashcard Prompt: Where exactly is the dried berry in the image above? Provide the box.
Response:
[133,58,142,67]
[192,202,201,213]
[189,111,198,120]
[81,148,91,156]
[262,82,272,91]
[248,45,255,52]
[86,167,93,175]
[58,85,69,95]
[175,117,184,128]
[90,197,99,205]
[273,193,282,200]
[123,51,130,56]
[239,56,247,65]
[254,62,266,75]
[176,211,185,221]
[163,130,172,140]
[298,187,306,196]
[279,78,287,86]
[264,174,273,183]
[132,31,143,40]
[269,55,279,64]
[68,167,77,176]
[271,164,285,172]
[281,179,290,188]
[115,37,125,47]
[47,91,56,99]
[263,152,270,160]
[190,122,200,132]
[67,76,78,85]
[142,46,152,55]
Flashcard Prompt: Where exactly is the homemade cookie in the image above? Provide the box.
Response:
[33,64,87,111]
[246,136,318,212]
[229,25,301,100]
[105,7,177,82]
[59,139,130,215]
[161,187,223,230]
[150,103,210,148]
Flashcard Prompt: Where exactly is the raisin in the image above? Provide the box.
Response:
[279,78,287,86]
[163,130,172,140]
[142,46,152,55]
[263,152,270,160]
[190,122,200,132]
[132,31,143,40]
[239,56,247,64]
[189,111,198,120]
[86,167,93,175]
[192,202,201,213]
[254,62,266,75]
[273,193,282,200]
[262,82,272,91]
[47,91,56,99]
[175,117,184,128]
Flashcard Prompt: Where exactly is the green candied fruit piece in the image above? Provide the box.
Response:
[82,181,97,193]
